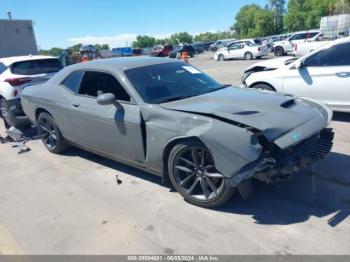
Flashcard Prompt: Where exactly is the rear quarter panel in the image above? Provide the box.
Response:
[21,83,76,141]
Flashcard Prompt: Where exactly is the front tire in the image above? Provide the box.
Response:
[168,140,235,208]
[37,113,68,154]
[217,54,225,61]
[274,46,284,57]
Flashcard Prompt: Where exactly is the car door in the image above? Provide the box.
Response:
[68,70,145,163]
[227,44,244,59]
[282,42,350,111]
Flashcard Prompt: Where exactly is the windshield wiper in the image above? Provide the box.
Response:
[157,95,196,104]
[43,70,59,73]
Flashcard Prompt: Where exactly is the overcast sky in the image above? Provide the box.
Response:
[0,0,267,49]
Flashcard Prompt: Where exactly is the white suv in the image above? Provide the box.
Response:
[0,55,63,127]
[273,30,321,56]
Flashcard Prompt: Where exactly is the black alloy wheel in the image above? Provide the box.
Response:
[168,140,235,207]
[37,113,68,153]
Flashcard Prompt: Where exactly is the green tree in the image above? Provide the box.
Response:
[132,35,157,48]
[94,44,110,51]
[39,47,64,57]
[233,4,275,38]
[169,32,194,44]
[284,0,333,31]
[70,43,82,53]
[269,0,286,33]
[333,0,350,13]
[194,31,236,42]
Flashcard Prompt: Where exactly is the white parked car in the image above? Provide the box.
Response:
[209,39,236,52]
[292,36,332,57]
[214,42,269,61]
[0,55,63,127]
[242,37,350,112]
[273,30,321,56]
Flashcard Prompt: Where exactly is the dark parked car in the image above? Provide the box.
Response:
[168,45,195,58]
[193,44,205,54]
[21,57,333,207]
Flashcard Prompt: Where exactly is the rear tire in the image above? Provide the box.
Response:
[274,46,284,57]
[0,98,10,129]
[244,52,253,60]
[37,113,69,154]
[168,140,235,208]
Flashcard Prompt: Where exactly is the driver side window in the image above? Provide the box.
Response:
[229,44,241,50]
[78,71,131,101]
[304,43,350,67]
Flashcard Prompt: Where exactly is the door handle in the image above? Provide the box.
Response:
[72,103,80,108]
[336,72,350,78]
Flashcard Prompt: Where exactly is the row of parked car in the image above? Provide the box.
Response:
[150,42,214,58]
[210,29,346,62]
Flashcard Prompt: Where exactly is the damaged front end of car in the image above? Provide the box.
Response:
[226,128,334,188]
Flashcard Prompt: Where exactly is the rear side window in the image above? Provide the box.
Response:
[0,62,7,74]
[11,59,63,75]
[304,43,350,67]
[307,32,319,38]
[290,33,307,41]
[78,71,130,101]
[61,71,84,93]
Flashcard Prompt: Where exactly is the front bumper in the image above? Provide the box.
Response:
[3,99,31,128]
[226,128,334,187]
[254,51,269,57]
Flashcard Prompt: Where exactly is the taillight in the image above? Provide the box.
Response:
[4,77,32,86]
[294,44,297,51]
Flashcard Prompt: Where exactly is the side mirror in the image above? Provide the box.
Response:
[294,60,304,69]
[97,93,116,106]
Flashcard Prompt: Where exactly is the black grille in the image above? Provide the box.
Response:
[300,128,334,161]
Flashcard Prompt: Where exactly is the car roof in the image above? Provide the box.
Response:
[292,29,320,35]
[59,56,179,73]
[0,55,57,66]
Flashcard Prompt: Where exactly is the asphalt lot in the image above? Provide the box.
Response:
[0,53,350,255]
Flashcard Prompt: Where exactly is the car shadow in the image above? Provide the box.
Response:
[332,112,350,122]
[216,151,350,227]
[62,147,165,187]
[63,146,350,227]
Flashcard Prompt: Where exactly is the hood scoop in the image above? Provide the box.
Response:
[280,99,295,108]
[233,110,260,116]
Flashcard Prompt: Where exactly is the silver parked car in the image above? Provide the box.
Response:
[21,57,334,207]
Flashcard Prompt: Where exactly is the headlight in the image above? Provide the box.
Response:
[299,98,333,125]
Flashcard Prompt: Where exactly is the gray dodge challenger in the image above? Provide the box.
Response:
[21,57,334,207]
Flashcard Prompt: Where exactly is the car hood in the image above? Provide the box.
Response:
[244,57,295,72]
[160,87,326,142]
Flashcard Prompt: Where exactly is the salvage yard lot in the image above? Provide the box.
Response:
[1,53,350,255]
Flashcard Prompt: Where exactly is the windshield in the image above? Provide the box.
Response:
[11,59,63,75]
[125,62,225,104]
